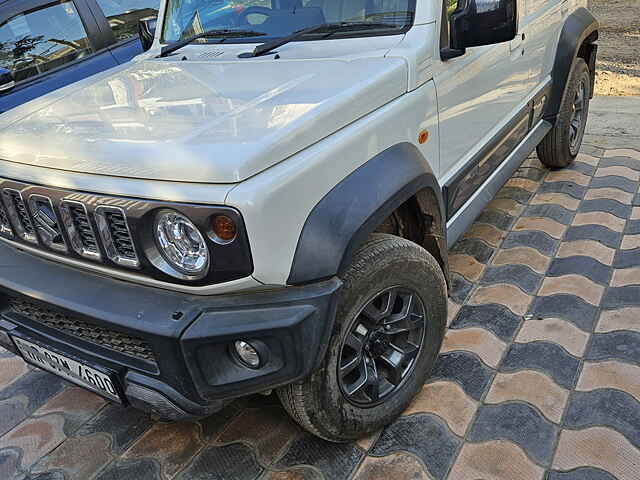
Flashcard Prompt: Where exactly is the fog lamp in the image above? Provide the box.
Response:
[155,210,209,277]
[234,340,260,368]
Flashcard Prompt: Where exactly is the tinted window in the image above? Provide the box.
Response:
[0,1,93,83]
[96,0,159,42]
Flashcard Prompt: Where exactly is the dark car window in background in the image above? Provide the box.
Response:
[0,1,93,84]
[95,0,159,42]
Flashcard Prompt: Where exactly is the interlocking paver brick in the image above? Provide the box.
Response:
[370,414,459,480]
[515,318,589,357]
[528,294,599,331]
[564,224,622,248]
[530,192,581,210]
[450,304,521,341]
[404,382,477,436]
[468,402,558,464]
[513,216,567,238]
[491,246,550,273]
[481,264,542,294]
[500,341,580,390]
[215,406,301,465]
[448,440,545,480]
[441,327,506,368]
[538,275,605,305]
[585,331,640,366]
[123,422,203,478]
[522,204,574,224]
[431,351,494,401]
[485,370,569,423]
[596,308,640,333]
[30,434,113,480]
[573,211,627,231]
[584,187,634,204]
[463,223,506,247]
[556,239,616,265]
[352,453,430,480]
[470,284,532,316]
[577,361,640,402]
[449,254,485,281]
[552,427,640,480]
[547,256,612,285]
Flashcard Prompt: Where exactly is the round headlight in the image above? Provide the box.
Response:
[154,210,209,277]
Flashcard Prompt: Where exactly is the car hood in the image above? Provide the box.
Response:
[0,54,407,183]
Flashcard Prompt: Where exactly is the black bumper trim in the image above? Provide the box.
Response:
[0,242,341,418]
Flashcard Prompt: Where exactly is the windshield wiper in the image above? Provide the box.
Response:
[251,22,398,57]
[159,29,267,58]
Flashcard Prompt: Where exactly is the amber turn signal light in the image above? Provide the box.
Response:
[418,130,429,144]
[211,215,237,243]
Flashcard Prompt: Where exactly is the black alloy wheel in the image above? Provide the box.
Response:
[338,286,427,407]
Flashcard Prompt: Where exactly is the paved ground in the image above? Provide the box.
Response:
[1,97,640,480]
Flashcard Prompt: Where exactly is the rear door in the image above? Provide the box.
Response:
[85,0,160,64]
[0,0,119,114]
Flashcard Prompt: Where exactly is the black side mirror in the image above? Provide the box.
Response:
[443,0,517,59]
[0,68,15,94]
[139,16,157,52]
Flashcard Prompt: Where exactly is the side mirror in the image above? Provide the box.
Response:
[138,16,157,52]
[0,68,15,93]
[443,0,517,59]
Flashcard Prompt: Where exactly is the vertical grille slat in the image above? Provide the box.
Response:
[2,189,37,244]
[60,200,101,261]
[0,200,13,237]
[95,206,139,268]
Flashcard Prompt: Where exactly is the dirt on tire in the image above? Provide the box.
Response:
[592,0,639,96]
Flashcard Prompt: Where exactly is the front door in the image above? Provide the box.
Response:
[434,0,534,221]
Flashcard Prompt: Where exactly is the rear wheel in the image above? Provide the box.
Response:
[278,234,447,442]
[537,58,591,168]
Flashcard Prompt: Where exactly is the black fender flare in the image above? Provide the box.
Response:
[543,7,598,124]
[287,143,447,285]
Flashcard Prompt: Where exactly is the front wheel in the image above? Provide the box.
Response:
[278,234,447,442]
[537,58,592,168]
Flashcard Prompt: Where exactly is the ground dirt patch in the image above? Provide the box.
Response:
[592,0,639,96]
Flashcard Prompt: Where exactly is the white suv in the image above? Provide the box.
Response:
[0,0,597,442]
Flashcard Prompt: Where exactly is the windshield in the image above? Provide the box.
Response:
[162,0,415,43]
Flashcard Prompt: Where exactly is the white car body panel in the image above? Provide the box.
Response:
[0,48,408,184]
[227,81,440,285]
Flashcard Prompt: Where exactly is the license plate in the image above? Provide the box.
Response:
[12,336,121,402]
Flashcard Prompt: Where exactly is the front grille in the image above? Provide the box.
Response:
[8,298,157,366]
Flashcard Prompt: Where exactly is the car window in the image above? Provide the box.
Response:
[95,0,159,42]
[0,1,93,83]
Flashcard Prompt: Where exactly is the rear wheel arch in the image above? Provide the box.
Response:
[544,7,598,124]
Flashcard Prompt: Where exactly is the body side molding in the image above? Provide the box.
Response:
[446,120,552,248]
[287,143,445,285]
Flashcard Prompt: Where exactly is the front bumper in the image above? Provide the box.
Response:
[0,242,341,419]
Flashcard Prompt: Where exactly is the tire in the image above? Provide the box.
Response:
[277,233,447,442]
[537,58,591,168]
